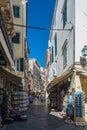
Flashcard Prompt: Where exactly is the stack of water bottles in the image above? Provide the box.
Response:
[74,91,85,118]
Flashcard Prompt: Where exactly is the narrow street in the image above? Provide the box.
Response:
[4,101,86,130]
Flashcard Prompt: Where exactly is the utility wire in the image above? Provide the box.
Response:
[6,22,72,31]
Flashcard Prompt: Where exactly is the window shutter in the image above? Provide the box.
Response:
[13,6,20,18]
[20,58,24,71]
[12,33,20,43]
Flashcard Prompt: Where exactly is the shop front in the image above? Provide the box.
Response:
[47,65,87,123]
[47,68,73,112]
[0,67,22,118]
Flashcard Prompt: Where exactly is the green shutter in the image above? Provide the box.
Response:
[20,58,24,71]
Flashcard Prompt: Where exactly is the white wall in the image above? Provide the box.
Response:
[49,0,75,79]
[75,0,87,61]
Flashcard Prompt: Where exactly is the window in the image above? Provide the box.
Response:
[12,33,20,43]
[14,59,20,71]
[13,6,20,18]
[63,1,67,28]
[17,60,20,71]
[62,41,67,68]
[20,58,24,71]
[54,34,57,56]
[14,58,24,71]
[52,46,54,63]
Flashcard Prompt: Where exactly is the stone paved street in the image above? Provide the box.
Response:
[4,102,87,130]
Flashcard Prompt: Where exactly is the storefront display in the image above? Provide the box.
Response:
[11,91,29,112]
[74,91,85,118]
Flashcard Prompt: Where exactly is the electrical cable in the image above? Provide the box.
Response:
[6,22,72,31]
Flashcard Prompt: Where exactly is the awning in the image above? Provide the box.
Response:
[0,66,22,84]
[47,63,87,92]
[47,66,74,92]
[72,67,87,77]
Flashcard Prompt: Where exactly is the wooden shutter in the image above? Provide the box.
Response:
[20,58,24,71]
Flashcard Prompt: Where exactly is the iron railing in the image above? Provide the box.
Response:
[0,8,13,59]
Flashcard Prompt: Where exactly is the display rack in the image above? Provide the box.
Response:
[74,91,85,122]
[11,91,29,112]
[19,92,29,111]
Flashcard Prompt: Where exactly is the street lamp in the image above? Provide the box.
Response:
[80,45,87,69]
[81,45,87,57]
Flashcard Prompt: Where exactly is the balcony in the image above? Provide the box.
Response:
[0,8,13,59]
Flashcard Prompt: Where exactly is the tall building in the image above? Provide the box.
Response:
[28,58,45,95]
[47,0,87,122]
[45,49,50,85]
[40,67,46,96]
[0,0,25,118]
[11,0,29,111]
[12,0,29,89]
[0,1,22,91]
[0,0,14,68]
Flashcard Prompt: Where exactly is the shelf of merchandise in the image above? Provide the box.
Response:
[74,91,85,122]
[50,91,58,109]
[19,92,29,111]
[11,91,29,112]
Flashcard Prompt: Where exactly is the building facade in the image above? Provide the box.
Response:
[12,0,29,89]
[45,49,50,84]
[0,0,26,122]
[28,58,45,95]
[11,0,29,111]
[47,0,87,122]
[40,67,46,97]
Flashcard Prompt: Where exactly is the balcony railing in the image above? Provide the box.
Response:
[0,8,13,59]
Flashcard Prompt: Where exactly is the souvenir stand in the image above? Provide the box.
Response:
[0,88,3,127]
[72,72,86,125]
[11,91,29,112]
[74,91,85,123]
[19,91,29,111]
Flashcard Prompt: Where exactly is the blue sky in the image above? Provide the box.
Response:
[27,0,56,68]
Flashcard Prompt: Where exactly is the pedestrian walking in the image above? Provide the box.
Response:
[29,94,33,104]
[66,92,74,120]
[40,94,44,103]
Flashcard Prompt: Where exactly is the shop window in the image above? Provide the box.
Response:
[13,5,20,18]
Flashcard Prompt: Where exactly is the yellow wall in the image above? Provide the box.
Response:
[80,75,87,122]
[12,0,26,59]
